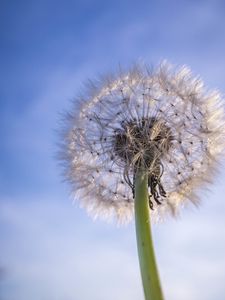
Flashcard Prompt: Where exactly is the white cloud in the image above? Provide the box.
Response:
[0,198,142,300]
[1,185,225,300]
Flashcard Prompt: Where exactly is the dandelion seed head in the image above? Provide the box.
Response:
[61,62,225,224]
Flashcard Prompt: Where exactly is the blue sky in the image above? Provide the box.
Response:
[1,1,225,299]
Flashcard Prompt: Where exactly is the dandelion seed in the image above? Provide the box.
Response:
[60,62,225,224]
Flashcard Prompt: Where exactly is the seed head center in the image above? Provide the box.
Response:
[113,117,173,168]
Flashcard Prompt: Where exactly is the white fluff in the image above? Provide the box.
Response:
[59,62,225,224]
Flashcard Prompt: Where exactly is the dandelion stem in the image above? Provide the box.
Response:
[134,170,164,300]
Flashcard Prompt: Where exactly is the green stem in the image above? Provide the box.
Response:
[134,170,164,300]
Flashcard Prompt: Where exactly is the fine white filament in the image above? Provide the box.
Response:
[60,62,225,224]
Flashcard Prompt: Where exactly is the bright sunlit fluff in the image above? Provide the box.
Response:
[60,62,225,223]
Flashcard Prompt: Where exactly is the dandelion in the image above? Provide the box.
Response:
[60,62,225,300]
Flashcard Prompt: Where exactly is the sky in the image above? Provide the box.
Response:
[1,0,225,299]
